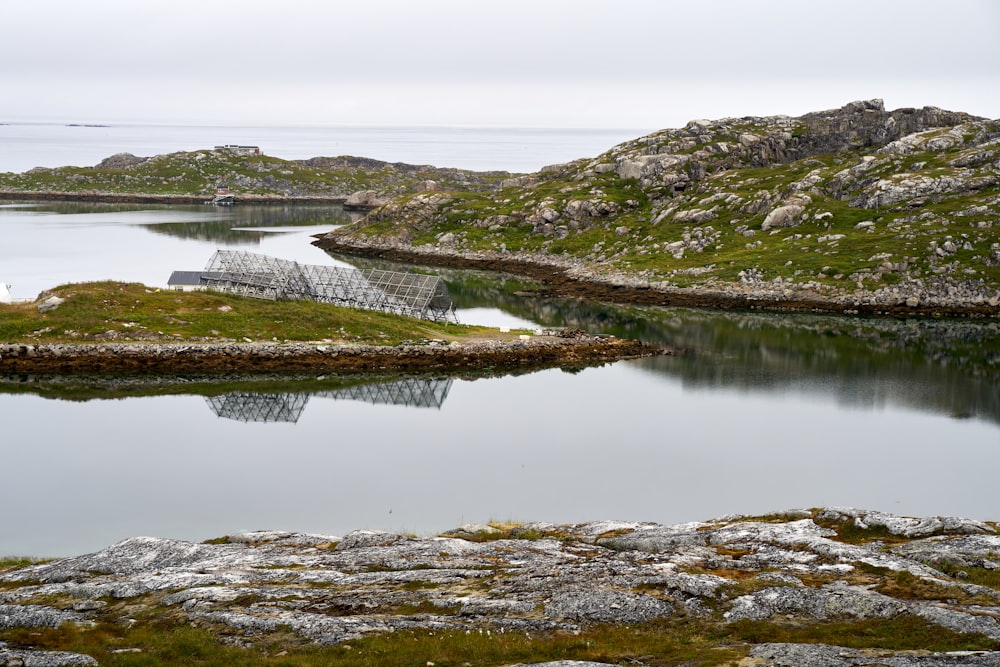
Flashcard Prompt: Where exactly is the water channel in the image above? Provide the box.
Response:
[2,202,998,557]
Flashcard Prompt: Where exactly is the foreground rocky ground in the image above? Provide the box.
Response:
[2,509,999,666]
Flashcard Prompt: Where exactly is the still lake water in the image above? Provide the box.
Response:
[2,201,999,558]
[1,122,999,557]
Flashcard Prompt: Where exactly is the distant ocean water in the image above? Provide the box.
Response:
[0,122,650,175]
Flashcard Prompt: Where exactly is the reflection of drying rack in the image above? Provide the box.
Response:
[198,250,457,322]
[206,392,309,423]
[205,378,454,423]
[318,378,452,409]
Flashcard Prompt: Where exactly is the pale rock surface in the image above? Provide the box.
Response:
[2,509,999,663]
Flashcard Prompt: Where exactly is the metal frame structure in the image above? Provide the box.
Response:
[199,250,457,322]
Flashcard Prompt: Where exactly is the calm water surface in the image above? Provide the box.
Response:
[2,203,999,557]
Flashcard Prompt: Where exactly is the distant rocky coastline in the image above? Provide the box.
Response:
[2,508,999,666]
[0,190,347,205]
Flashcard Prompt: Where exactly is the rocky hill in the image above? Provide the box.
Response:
[2,509,999,666]
[317,100,1000,314]
[0,150,513,204]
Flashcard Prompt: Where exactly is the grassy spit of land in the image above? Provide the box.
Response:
[0,281,659,373]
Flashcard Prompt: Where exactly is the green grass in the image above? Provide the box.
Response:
[933,562,1000,591]
[863,570,998,607]
[723,615,999,652]
[0,617,741,667]
[3,611,997,667]
[0,557,49,575]
[0,281,487,345]
[813,516,910,545]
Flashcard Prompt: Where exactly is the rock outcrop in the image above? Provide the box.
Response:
[0,149,516,202]
[2,509,999,665]
[319,100,1000,316]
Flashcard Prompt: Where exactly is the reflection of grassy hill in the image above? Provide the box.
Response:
[141,204,357,244]
[0,370,448,404]
[0,150,514,199]
[334,260,1000,424]
[8,200,358,244]
[0,372,385,402]
[626,308,1000,424]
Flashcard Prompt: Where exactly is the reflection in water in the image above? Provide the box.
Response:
[321,377,453,409]
[142,204,359,244]
[206,392,310,423]
[326,254,1000,426]
[206,378,454,422]
[1,200,359,244]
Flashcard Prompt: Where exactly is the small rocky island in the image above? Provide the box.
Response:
[2,509,999,666]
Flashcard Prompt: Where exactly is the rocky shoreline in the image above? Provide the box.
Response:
[2,509,999,666]
[0,333,660,375]
[315,235,1000,318]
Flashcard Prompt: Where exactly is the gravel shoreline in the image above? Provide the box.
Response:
[0,335,662,375]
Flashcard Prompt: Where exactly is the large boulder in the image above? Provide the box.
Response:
[761,195,812,230]
[344,190,387,209]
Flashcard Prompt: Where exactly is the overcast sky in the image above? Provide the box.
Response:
[3,0,998,130]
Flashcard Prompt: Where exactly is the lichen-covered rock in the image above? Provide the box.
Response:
[751,642,1000,666]
[343,189,387,208]
[0,642,98,667]
[724,582,906,622]
[2,509,1000,662]
[545,588,673,623]
[0,605,89,629]
[913,605,1000,641]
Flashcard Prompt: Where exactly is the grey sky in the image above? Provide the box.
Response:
[3,0,998,128]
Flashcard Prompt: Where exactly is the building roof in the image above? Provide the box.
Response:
[167,271,205,286]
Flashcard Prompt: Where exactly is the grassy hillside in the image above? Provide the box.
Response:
[0,150,513,199]
[329,102,1000,304]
